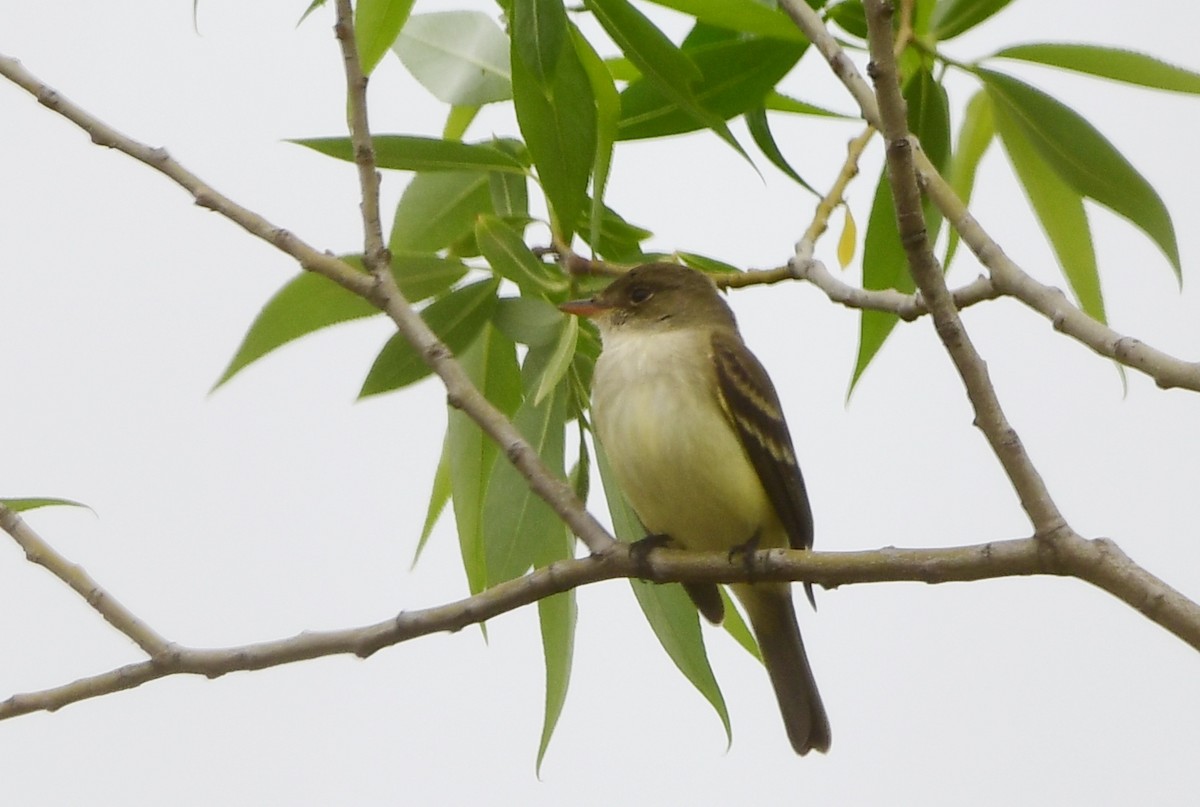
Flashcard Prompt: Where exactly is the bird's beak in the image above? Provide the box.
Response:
[558,298,609,318]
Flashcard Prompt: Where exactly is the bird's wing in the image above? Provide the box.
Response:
[710,329,814,552]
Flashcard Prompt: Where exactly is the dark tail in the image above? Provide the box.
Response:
[735,582,831,755]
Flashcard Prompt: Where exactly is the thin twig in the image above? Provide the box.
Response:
[0,504,172,657]
[0,50,616,558]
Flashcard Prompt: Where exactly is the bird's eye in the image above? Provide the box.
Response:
[629,285,652,304]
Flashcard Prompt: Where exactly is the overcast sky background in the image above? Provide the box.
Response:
[3,1,1199,804]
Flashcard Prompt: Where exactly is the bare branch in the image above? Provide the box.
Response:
[0,504,171,657]
[4,527,1195,721]
[0,50,616,558]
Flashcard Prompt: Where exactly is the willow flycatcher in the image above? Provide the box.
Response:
[560,262,830,755]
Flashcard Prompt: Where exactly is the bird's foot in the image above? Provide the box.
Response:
[728,530,763,583]
[629,533,674,579]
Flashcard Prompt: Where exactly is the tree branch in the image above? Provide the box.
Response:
[4,520,1195,721]
[778,0,1200,392]
[0,49,615,558]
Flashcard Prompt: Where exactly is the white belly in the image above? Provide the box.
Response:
[592,328,777,552]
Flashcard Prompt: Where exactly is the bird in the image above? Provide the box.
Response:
[559,262,830,755]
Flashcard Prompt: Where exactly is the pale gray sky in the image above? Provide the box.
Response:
[2,1,1199,804]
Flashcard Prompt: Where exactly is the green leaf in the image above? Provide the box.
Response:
[577,202,654,261]
[412,439,453,568]
[213,254,468,389]
[905,65,950,242]
[443,105,480,141]
[489,172,529,220]
[482,349,569,586]
[533,488,577,775]
[355,0,416,76]
[511,25,597,242]
[512,0,569,89]
[588,0,748,157]
[744,106,816,193]
[994,43,1200,95]
[215,271,377,389]
[617,32,804,141]
[447,324,522,595]
[675,252,742,274]
[980,69,1181,280]
[530,315,579,406]
[764,91,854,119]
[476,215,568,294]
[493,296,570,348]
[571,24,621,254]
[535,581,576,774]
[944,90,995,271]
[390,171,493,253]
[296,0,327,27]
[393,12,511,106]
[594,444,731,744]
[930,0,1015,40]
[0,497,91,513]
[719,587,761,661]
[360,278,500,397]
[827,0,866,39]
[851,172,912,394]
[993,95,1105,323]
[291,136,527,174]
[642,0,806,41]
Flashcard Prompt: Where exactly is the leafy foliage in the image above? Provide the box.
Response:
[212,0,1196,763]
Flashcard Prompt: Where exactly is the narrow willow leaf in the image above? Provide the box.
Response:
[642,0,805,42]
[390,171,493,253]
[482,352,569,586]
[993,99,1105,323]
[447,324,522,595]
[576,202,653,261]
[412,439,453,568]
[355,0,416,76]
[589,0,748,158]
[215,271,377,389]
[719,587,761,661]
[568,431,591,504]
[296,0,327,27]
[393,12,511,106]
[1,497,91,513]
[571,24,621,253]
[675,252,741,274]
[476,215,568,294]
[535,582,576,774]
[489,172,529,219]
[493,296,569,348]
[531,315,579,406]
[980,69,1181,280]
[837,205,857,269]
[594,444,732,743]
[827,0,867,39]
[618,34,805,142]
[291,136,527,174]
[513,0,569,89]
[533,493,576,774]
[944,90,995,271]
[905,65,950,243]
[851,172,912,393]
[744,106,816,193]
[443,105,480,141]
[764,91,854,119]
[994,43,1200,95]
[213,254,467,389]
[511,30,597,242]
[930,0,1015,41]
[360,278,500,397]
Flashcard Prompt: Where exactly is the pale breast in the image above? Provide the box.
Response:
[592,328,776,552]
